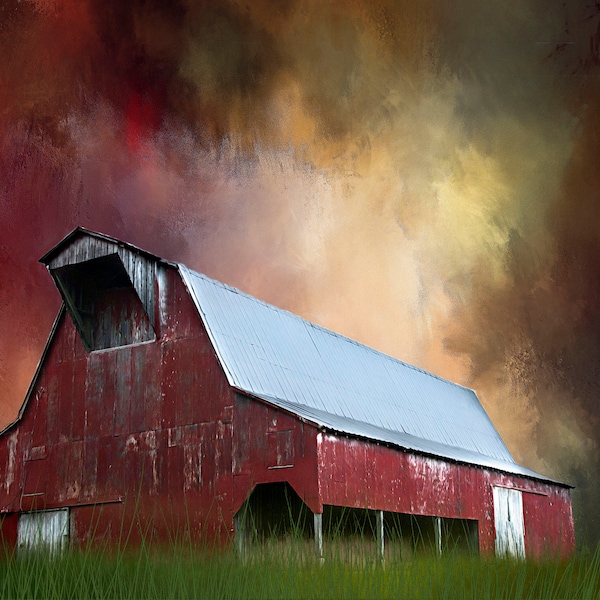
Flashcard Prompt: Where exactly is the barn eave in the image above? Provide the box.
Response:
[0,304,66,437]
[240,389,572,489]
[314,425,574,489]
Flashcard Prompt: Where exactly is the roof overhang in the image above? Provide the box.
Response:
[237,389,573,489]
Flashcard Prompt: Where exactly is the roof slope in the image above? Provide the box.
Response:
[179,266,555,482]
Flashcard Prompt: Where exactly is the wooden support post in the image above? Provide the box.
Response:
[376,510,385,565]
[314,512,323,560]
[235,511,246,559]
[435,517,443,557]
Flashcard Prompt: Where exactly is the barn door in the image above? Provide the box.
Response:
[493,487,525,559]
[17,509,70,554]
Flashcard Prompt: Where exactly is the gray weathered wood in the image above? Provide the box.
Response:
[313,512,323,559]
[376,510,385,563]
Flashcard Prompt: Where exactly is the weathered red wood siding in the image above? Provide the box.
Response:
[232,394,319,514]
[317,433,575,559]
[0,265,238,548]
[521,485,575,558]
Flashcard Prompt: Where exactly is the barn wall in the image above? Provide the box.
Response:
[317,434,575,558]
[0,264,238,548]
[521,484,575,558]
[232,394,320,515]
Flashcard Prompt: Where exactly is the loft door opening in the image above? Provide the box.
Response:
[51,254,155,351]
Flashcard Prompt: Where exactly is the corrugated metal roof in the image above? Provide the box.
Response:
[179,266,558,482]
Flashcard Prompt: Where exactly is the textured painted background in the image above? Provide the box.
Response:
[1,1,599,545]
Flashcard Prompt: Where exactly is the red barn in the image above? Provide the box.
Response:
[0,228,575,559]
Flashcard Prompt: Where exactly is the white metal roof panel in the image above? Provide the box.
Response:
[180,266,558,482]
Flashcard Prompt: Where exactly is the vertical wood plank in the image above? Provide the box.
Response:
[313,512,323,559]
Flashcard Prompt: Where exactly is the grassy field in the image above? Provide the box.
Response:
[1,540,599,600]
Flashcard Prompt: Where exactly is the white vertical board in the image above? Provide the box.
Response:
[17,509,70,554]
[493,487,525,558]
[313,513,323,559]
[376,511,384,563]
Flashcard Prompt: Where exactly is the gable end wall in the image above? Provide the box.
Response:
[0,264,239,548]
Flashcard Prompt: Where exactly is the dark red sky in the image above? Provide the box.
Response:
[1,0,600,545]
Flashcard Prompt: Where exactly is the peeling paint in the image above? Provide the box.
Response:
[4,431,17,493]
[317,434,575,557]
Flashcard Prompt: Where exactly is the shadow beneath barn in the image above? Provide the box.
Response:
[234,482,314,560]
[234,484,479,564]
[321,505,379,565]
[384,512,479,561]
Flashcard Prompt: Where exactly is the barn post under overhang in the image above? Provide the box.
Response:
[376,510,385,564]
[234,510,247,560]
[313,512,323,560]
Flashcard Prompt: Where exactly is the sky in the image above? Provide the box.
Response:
[1,0,600,545]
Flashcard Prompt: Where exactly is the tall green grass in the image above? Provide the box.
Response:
[1,540,599,599]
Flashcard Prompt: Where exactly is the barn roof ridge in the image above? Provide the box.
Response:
[39,226,178,266]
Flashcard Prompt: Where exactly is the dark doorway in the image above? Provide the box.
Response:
[235,482,313,559]
[321,505,379,564]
